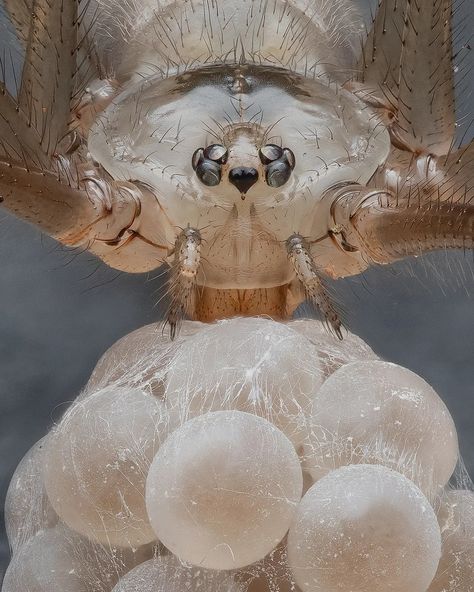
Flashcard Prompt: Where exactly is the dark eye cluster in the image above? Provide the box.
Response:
[259,144,295,188]
[192,142,295,189]
[192,144,229,186]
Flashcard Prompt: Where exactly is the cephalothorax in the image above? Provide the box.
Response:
[1,0,473,336]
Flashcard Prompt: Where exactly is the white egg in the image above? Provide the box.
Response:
[43,387,167,547]
[287,318,378,376]
[165,317,323,445]
[303,361,458,496]
[112,555,242,592]
[146,410,303,569]
[428,489,474,592]
[288,464,441,592]
[2,523,154,592]
[5,437,58,552]
[84,320,205,397]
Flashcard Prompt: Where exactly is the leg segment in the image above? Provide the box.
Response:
[286,234,342,339]
[329,143,474,266]
[359,0,457,156]
[166,227,202,339]
[347,196,474,265]
[2,0,85,159]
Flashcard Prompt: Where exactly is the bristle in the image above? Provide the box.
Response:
[3,0,31,44]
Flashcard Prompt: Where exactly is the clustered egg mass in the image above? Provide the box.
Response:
[3,318,473,592]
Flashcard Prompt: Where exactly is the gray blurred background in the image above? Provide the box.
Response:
[0,0,473,577]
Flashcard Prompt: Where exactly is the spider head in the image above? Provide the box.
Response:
[88,64,390,220]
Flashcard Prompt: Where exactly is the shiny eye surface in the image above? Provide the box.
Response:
[192,146,226,186]
[260,146,295,188]
[266,160,292,188]
[283,147,295,170]
[195,160,221,186]
[192,148,205,170]
[204,144,228,164]
[259,144,283,165]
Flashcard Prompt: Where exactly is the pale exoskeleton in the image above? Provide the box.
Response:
[0,0,472,337]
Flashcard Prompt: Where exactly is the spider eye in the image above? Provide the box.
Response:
[261,146,295,188]
[283,147,295,170]
[266,160,292,188]
[192,146,227,187]
[192,148,204,170]
[259,144,283,165]
[196,160,222,186]
[204,144,228,164]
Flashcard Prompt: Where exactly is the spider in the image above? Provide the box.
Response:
[0,0,472,339]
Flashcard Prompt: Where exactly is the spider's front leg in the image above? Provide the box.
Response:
[0,0,171,274]
[0,158,170,266]
[351,0,473,264]
[327,144,474,267]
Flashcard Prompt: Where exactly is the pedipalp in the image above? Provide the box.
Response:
[287,233,343,339]
[166,227,202,339]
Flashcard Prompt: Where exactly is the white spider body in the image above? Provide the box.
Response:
[1,0,473,329]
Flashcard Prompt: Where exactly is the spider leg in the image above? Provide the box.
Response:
[286,233,342,339]
[330,142,474,265]
[0,157,137,244]
[0,0,97,219]
[359,0,462,156]
[3,0,82,158]
[1,2,171,272]
[0,155,171,272]
[166,227,202,339]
